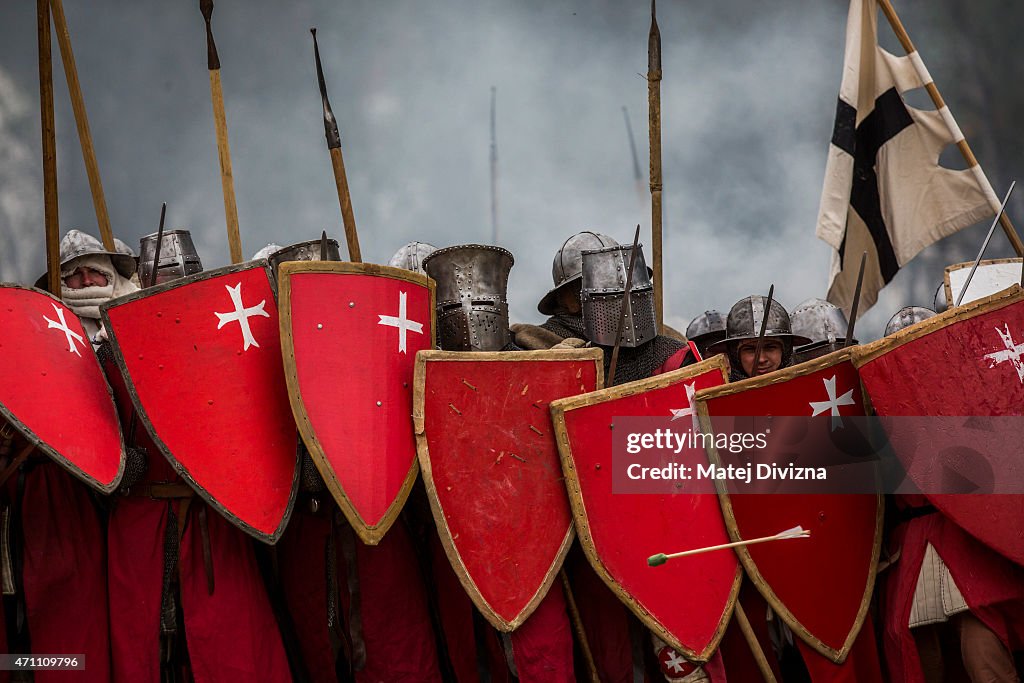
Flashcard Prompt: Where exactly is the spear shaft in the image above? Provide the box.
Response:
[37,0,60,295]
[200,0,243,264]
[311,29,361,263]
[490,86,498,244]
[749,285,775,378]
[648,0,664,334]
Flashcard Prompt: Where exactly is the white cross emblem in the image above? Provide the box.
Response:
[214,283,269,351]
[669,382,698,421]
[43,303,85,356]
[664,648,687,674]
[983,324,1024,384]
[377,290,424,354]
[809,375,856,417]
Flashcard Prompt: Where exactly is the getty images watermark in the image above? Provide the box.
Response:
[611,415,1024,495]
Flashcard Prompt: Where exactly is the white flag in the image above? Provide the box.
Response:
[816,0,1000,317]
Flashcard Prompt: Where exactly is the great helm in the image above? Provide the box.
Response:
[265,238,341,281]
[710,295,811,354]
[388,242,438,275]
[884,306,936,336]
[422,244,513,352]
[790,298,855,362]
[685,310,727,357]
[537,231,619,315]
[580,243,656,348]
[138,229,203,286]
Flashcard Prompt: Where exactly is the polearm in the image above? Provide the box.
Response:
[647,0,664,334]
[622,106,645,204]
[311,29,362,263]
[877,0,1024,257]
[199,0,243,264]
[957,182,1016,307]
[844,252,868,347]
[148,203,167,289]
[490,86,499,245]
[607,225,642,387]
[48,0,114,252]
[749,285,775,378]
[38,0,60,295]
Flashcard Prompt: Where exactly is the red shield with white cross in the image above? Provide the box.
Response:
[693,350,882,662]
[854,285,1024,566]
[414,349,602,631]
[0,285,124,492]
[101,263,299,543]
[550,357,740,661]
[279,262,434,545]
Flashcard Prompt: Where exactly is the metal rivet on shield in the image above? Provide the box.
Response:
[317,323,323,329]
[818,511,826,521]
[403,382,408,388]
[40,371,46,377]
[349,302,355,308]
[376,401,382,407]
[175,318,181,324]
[158,364,164,370]
[156,312,162,318]
[595,464,601,470]
[138,354,144,360]
[208,399,214,405]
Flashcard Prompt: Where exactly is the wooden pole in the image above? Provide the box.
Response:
[38,0,61,295]
[647,0,665,334]
[876,0,1024,257]
[560,571,600,682]
[311,29,362,263]
[734,600,778,683]
[200,0,243,264]
[48,0,114,251]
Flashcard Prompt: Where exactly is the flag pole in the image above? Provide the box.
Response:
[48,0,114,251]
[647,0,664,334]
[876,0,1024,257]
[38,0,61,295]
[199,0,244,264]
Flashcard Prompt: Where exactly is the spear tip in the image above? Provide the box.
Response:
[310,27,317,38]
[199,0,213,22]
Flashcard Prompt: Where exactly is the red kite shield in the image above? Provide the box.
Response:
[693,350,882,662]
[0,285,124,492]
[414,349,602,631]
[279,262,434,545]
[101,263,299,543]
[854,285,1024,566]
[549,357,740,662]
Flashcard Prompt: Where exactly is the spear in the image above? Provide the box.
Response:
[957,181,1016,307]
[147,203,167,289]
[647,0,664,334]
[607,225,642,387]
[37,0,60,295]
[48,0,114,251]
[199,0,243,264]
[622,106,645,205]
[647,526,810,566]
[490,86,499,244]
[844,251,868,347]
[749,285,775,378]
[311,28,362,263]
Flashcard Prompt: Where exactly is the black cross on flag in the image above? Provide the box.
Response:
[816,0,999,319]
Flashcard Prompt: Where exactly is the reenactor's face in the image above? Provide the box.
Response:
[737,339,784,376]
[63,266,109,290]
[557,282,583,316]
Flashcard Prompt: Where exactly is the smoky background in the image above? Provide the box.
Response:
[0,0,1020,339]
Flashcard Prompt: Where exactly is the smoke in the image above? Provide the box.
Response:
[0,0,1013,338]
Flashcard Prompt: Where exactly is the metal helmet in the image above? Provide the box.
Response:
[138,229,203,286]
[685,310,727,356]
[59,229,137,279]
[537,231,620,315]
[791,298,855,363]
[388,241,438,274]
[580,244,656,348]
[884,306,936,336]
[251,243,283,260]
[710,296,811,352]
[266,238,341,279]
[422,244,514,352]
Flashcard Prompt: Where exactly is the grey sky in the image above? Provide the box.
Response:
[0,1,1014,339]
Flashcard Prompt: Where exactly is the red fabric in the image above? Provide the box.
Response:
[20,462,110,683]
[277,508,336,683]
[719,585,782,683]
[652,349,691,376]
[796,615,883,682]
[509,582,574,682]
[566,547,635,683]
[343,524,444,683]
[879,503,1024,683]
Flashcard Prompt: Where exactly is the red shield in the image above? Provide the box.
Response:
[101,263,298,543]
[414,349,602,630]
[693,350,882,662]
[854,285,1024,566]
[549,357,740,662]
[0,285,124,492]
[279,262,434,545]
